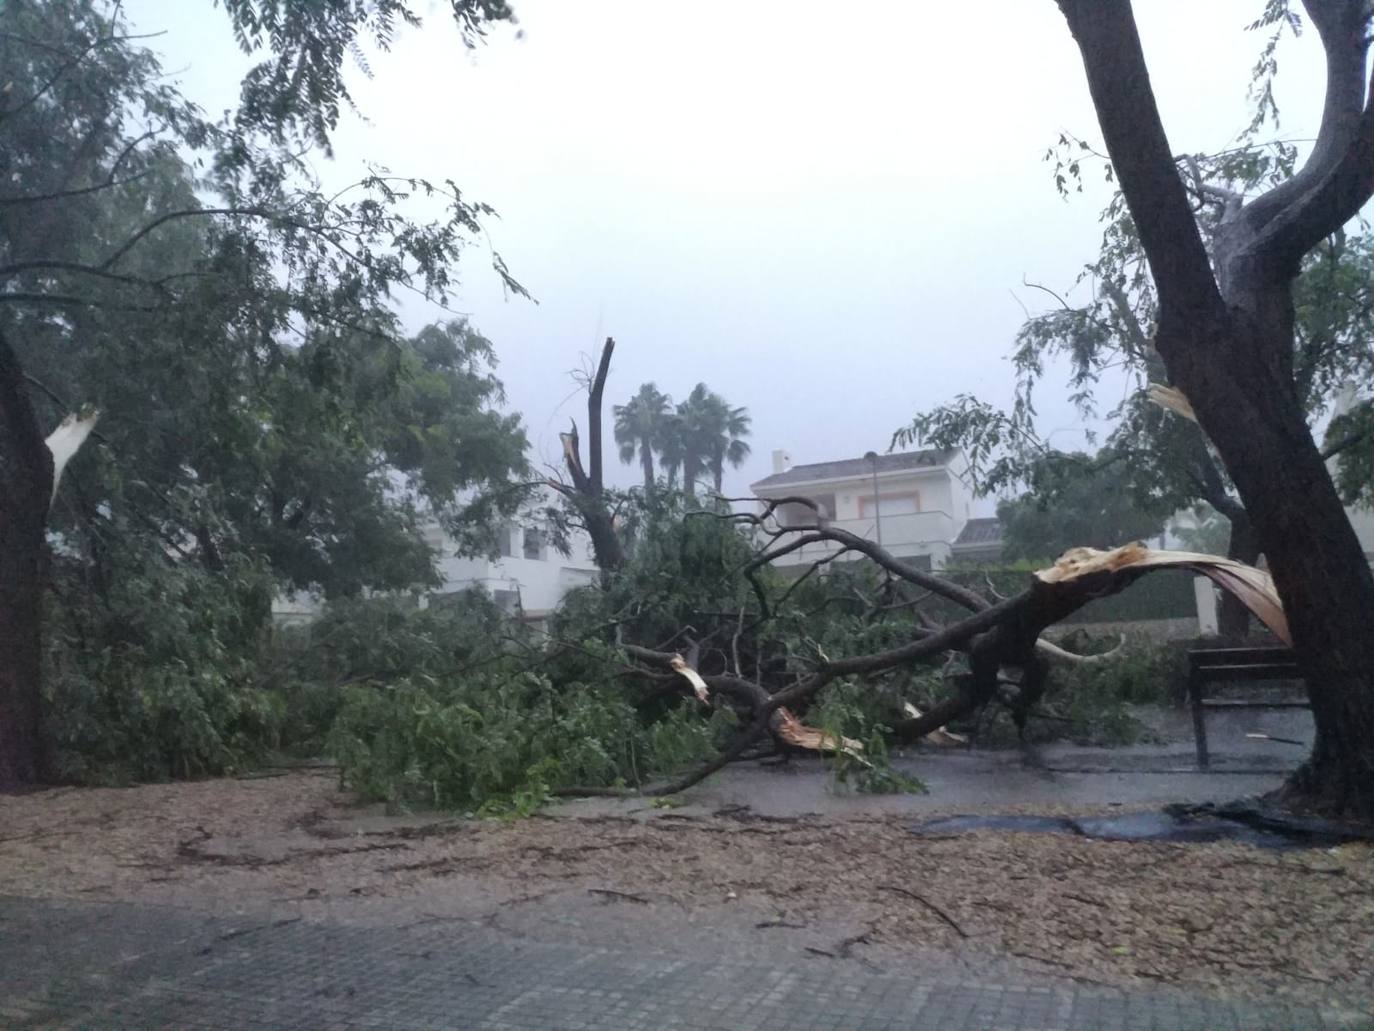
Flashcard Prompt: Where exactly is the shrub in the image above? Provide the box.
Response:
[44,554,282,783]
[327,671,737,810]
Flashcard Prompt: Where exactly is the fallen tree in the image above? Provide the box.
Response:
[565,491,1287,799]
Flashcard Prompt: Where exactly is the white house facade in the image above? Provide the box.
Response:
[273,498,599,626]
[423,516,599,622]
[750,448,983,571]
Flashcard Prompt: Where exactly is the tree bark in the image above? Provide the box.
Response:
[1058,0,1374,816]
[1218,511,1259,639]
[640,445,654,493]
[556,338,625,578]
[0,328,54,787]
[1178,324,1374,814]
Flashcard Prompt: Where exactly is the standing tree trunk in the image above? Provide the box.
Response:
[1218,509,1260,639]
[556,338,626,579]
[0,328,53,787]
[1059,0,1374,816]
[681,451,701,499]
[640,444,655,493]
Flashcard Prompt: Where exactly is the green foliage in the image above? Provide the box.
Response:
[614,382,673,491]
[549,491,761,652]
[329,673,735,810]
[1,0,536,792]
[1044,635,1182,746]
[4,0,533,601]
[895,42,1374,562]
[1171,504,1233,555]
[967,634,1181,749]
[43,552,282,783]
[1327,397,1374,508]
[810,678,925,795]
[996,450,1168,562]
[257,585,736,811]
[219,0,518,152]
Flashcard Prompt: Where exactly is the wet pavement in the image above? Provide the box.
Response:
[2,893,1364,1030]
[3,703,1357,1030]
[641,702,1316,819]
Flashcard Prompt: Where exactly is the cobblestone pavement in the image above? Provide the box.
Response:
[1,894,1364,1030]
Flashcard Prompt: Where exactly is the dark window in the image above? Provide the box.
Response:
[523,527,545,560]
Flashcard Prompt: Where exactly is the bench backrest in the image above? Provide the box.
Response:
[1188,646,1296,670]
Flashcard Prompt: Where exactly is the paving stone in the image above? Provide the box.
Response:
[0,894,1359,1029]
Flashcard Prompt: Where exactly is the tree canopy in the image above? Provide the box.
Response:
[0,0,533,782]
[996,451,1169,563]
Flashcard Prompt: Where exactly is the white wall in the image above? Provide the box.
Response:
[432,522,598,615]
[272,514,599,625]
[756,459,972,570]
[1348,504,1374,561]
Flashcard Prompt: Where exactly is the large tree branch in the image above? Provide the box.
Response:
[1056,0,1226,325]
[744,524,991,614]
[710,495,992,614]
[0,260,170,291]
[1230,0,1374,271]
[0,128,162,208]
[0,292,166,313]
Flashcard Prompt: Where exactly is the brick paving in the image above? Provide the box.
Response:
[1,894,1364,1029]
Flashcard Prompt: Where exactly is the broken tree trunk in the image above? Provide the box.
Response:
[555,337,625,579]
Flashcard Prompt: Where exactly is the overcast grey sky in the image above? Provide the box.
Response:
[125,1,1330,506]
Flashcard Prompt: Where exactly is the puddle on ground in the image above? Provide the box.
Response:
[911,805,1368,850]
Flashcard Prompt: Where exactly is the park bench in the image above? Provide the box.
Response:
[1188,646,1309,767]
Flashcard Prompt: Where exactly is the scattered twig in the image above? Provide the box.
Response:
[1008,948,1073,969]
[878,884,967,938]
[215,916,302,942]
[587,888,650,905]
[837,924,877,959]
[1063,892,1107,909]
[500,890,556,908]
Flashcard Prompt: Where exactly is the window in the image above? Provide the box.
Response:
[498,524,514,557]
[523,527,545,561]
[859,492,920,518]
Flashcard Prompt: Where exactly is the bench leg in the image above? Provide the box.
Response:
[1189,673,1209,768]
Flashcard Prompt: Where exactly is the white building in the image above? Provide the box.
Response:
[423,515,599,622]
[750,448,987,571]
[273,500,599,626]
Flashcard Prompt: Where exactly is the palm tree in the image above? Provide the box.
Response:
[613,383,671,491]
[707,401,751,492]
[657,411,685,490]
[672,383,752,496]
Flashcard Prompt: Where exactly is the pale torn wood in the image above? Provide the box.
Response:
[45,409,99,507]
[902,702,968,746]
[670,653,867,762]
[775,709,869,765]
[1146,383,1197,423]
[1036,635,1126,665]
[1035,542,1290,646]
[669,654,711,704]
